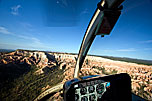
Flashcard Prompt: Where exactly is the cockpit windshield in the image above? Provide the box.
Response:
[0,0,152,101]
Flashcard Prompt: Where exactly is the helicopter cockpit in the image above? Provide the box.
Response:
[63,0,132,101]
[63,73,131,101]
[34,0,146,101]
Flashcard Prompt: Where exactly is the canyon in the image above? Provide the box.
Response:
[0,50,151,100]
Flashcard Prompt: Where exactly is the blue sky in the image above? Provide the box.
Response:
[0,0,152,60]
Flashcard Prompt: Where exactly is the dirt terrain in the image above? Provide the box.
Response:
[52,52,152,100]
[0,50,152,100]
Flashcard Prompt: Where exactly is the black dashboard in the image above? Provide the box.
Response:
[63,73,132,101]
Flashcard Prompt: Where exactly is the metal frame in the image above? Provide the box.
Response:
[34,0,124,100]
[74,0,124,78]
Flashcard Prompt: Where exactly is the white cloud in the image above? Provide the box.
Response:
[17,35,42,45]
[144,48,152,50]
[61,0,68,7]
[0,26,12,35]
[122,1,147,14]
[11,5,21,15]
[16,35,51,50]
[20,22,32,28]
[101,48,136,52]
[0,26,40,44]
[56,1,59,4]
[57,0,68,7]
[20,22,34,31]
[80,9,89,15]
[0,26,43,47]
[31,37,42,44]
[140,40,152,43]
[116,48,136,52]
[103,49,113,52]
[17,35,30,39]
[0,26,51,50]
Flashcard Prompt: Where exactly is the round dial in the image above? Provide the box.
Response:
[88,86,95,93]
[96,83,105,94]
[80,87,87,95]
[89,94,96,101]
[81,96,88,101]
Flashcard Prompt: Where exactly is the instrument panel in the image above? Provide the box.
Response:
[74,80,110,101]
[63,73,132,101]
